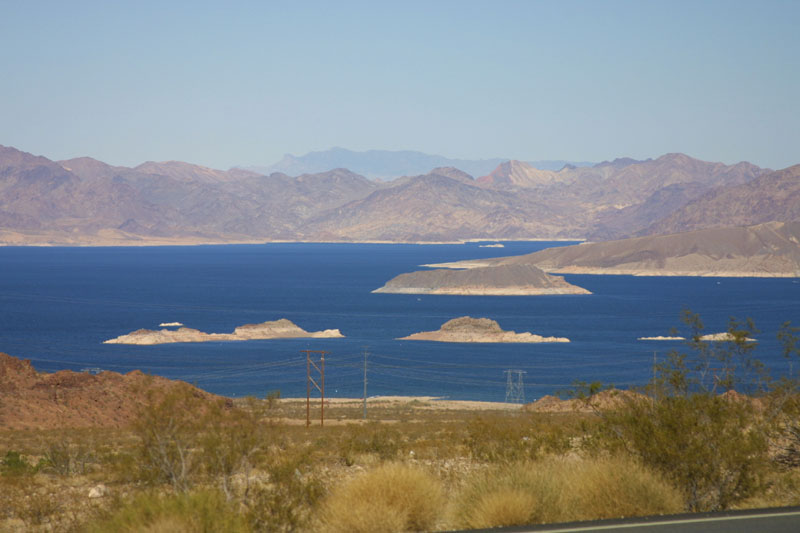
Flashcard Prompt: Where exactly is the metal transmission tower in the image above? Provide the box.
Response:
[504,369,527,403]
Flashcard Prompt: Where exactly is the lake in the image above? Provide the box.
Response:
[1,242,798,402]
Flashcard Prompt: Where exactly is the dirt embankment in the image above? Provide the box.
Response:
[0,352,227,430]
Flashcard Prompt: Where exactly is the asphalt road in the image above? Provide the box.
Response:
[449,506,800,533]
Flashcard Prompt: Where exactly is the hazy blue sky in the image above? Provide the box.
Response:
[1,0,798,170]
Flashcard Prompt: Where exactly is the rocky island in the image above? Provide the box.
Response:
[399,316,570,343]
[373,264,591,295]
[639,333,756,342]
[104,319,344,345]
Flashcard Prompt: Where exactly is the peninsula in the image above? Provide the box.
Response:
[428,221,800,278]
[373,264,591,295]
[104,319,344,345]
[399,317,570,343]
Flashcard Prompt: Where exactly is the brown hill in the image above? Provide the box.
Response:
[305,170,581,241]
[641,164,800,236]
[0,352,227,430]
[478,153,767,240]
[465,221,800,277]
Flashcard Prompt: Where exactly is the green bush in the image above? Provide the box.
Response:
[1,451,33,476]
[597,311,772,511]
[603,392,768,511]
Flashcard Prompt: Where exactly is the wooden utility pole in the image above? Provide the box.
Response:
[362,347,369,420]
[303,350,327,427]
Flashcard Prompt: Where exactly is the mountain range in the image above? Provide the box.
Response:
[244,147,594,180]
[0,144,796,245]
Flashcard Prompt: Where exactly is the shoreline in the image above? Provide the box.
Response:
[421,261,800,279]
[0,236,584,248]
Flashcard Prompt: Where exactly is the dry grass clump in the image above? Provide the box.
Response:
[319,462,445,533]
[567,455,684,519]
[453,455,683,529]
[85,489,249,533]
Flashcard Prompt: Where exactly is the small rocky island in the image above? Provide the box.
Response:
[399,316,570,343]
[638,332,756,342]
[373,264,590,295]
[104,319,344,345]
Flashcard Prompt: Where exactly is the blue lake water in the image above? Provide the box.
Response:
[1,242,798,402]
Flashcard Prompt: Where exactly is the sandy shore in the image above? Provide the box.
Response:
[279,396,521,411]
[547,266,800,278]
[0,233,582,247]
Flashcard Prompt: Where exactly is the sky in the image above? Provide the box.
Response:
[1,0,798,170]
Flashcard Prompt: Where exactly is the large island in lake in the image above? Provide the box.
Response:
[373,263,591,295]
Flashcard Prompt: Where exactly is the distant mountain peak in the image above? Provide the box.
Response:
[430,167,474,182]
[477,160,558,188]
[594,157,645,169]
[244,148,593,180]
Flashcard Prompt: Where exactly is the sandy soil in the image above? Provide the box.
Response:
[280,396,521,411]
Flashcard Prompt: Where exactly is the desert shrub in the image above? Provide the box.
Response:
[132,384,209,491]
[464,413,570,463]
[39,436,96,476]
[85,489,249,533]
[245,448,324,533]
[602,392,768,512]
[453,456,682,529]
[199,397,266,500]
[266,390,281,409]
[133,384,252,492]
[584,311,774,512]
[736,468,800,509]
[1,450,34,476]
[453,460,562,528]
[337,423,402,465]
[320,463,445,533]
[565,455,684,519]
[18,490,63,527]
